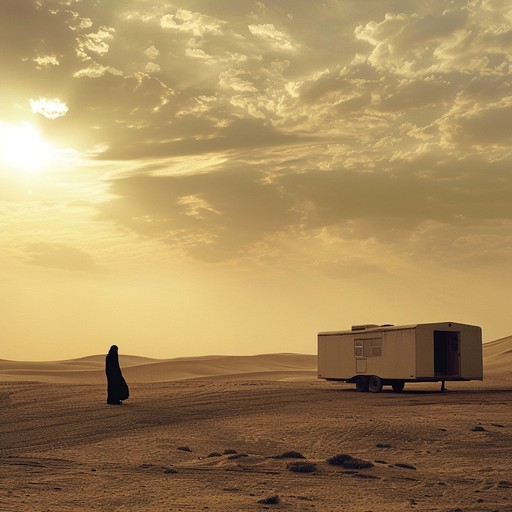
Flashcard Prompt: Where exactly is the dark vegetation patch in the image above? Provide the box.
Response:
[207,452,222,458]
[287,461,317,473]
[177,446,192,452]
[472,426,486,432]
[326,454,374,469]
[257,495,280,504]
[163,467,177,474]
[223,449,237,455]
[272,451,306,459]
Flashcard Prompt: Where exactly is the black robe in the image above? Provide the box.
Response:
[105,345,129,404]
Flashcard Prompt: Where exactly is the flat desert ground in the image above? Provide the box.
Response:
[1,340,512,511]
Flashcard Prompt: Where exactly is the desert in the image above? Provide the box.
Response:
[3,1,512,510]
[1,339,512,512]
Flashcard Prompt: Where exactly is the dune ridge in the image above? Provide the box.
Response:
[0,337,510,383]
[0,353,317,383]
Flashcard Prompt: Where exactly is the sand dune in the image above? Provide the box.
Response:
[0,336,510,384]
[0,353,317,383]
[482,335,512,376]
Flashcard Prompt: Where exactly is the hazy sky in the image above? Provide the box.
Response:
[1,0,511,360]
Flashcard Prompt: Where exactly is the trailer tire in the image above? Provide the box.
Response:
[368,375,383,393]
[355,376,369,392]
[392,380,405,393]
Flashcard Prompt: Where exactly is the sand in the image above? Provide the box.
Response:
[1,342,511,511]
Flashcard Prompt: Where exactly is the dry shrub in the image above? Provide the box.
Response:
[273,451,306,459]
[258,495,280,504]
[326,453,374,469]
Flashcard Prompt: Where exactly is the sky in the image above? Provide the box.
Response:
[1,0,511,361]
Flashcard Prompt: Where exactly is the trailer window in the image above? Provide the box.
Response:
[371,339,382,357]
[355,338,382,358]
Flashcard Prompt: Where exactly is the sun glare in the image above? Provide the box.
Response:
[0,123,53,172]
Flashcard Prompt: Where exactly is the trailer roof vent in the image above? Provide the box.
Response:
[351,324,379,331]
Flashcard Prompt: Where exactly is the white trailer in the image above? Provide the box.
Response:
[318,322,483,392]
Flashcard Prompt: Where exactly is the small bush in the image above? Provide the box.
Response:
[257,495,280,504]
[326,453,354,466]
[326,454,373,469]
[343,459,374,470]
[223,449,237,455]
[272,451,306,459]
[163,467,177,474]
[287,461,317,473]
[207,452,222,458]
[472,426,486,432]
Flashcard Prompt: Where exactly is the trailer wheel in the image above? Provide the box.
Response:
[368,375,383,393]
[355,376,369,392]
[392,380,405,393]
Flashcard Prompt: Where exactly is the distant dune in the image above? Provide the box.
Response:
[0,353,317,383]
[482,335,512,376]
[0,337,510,384]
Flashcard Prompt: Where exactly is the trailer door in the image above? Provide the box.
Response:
[433,330,460,377]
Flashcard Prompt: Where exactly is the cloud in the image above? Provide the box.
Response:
[30,98,68,119]
[185,48,213,60]
[4,0,512,273]
[73,64,121,79]
[99,166,298,262]
[144,45,160,59]
[354,10,468,74]
[77,26,115,57]
[97,149,512,266]
[160,9,225,37]
[248,23,297,51]
[99,117,309,160]
[25,243,101,273]
[33,55,60,68]
[447,100,512,147]
[144,62,161,73]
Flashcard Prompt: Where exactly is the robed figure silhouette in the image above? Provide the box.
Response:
[105,345,129,404]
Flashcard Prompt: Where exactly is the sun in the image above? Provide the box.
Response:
[0,122,53,172]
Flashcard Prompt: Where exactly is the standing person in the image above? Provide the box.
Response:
[105,345,129,405]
